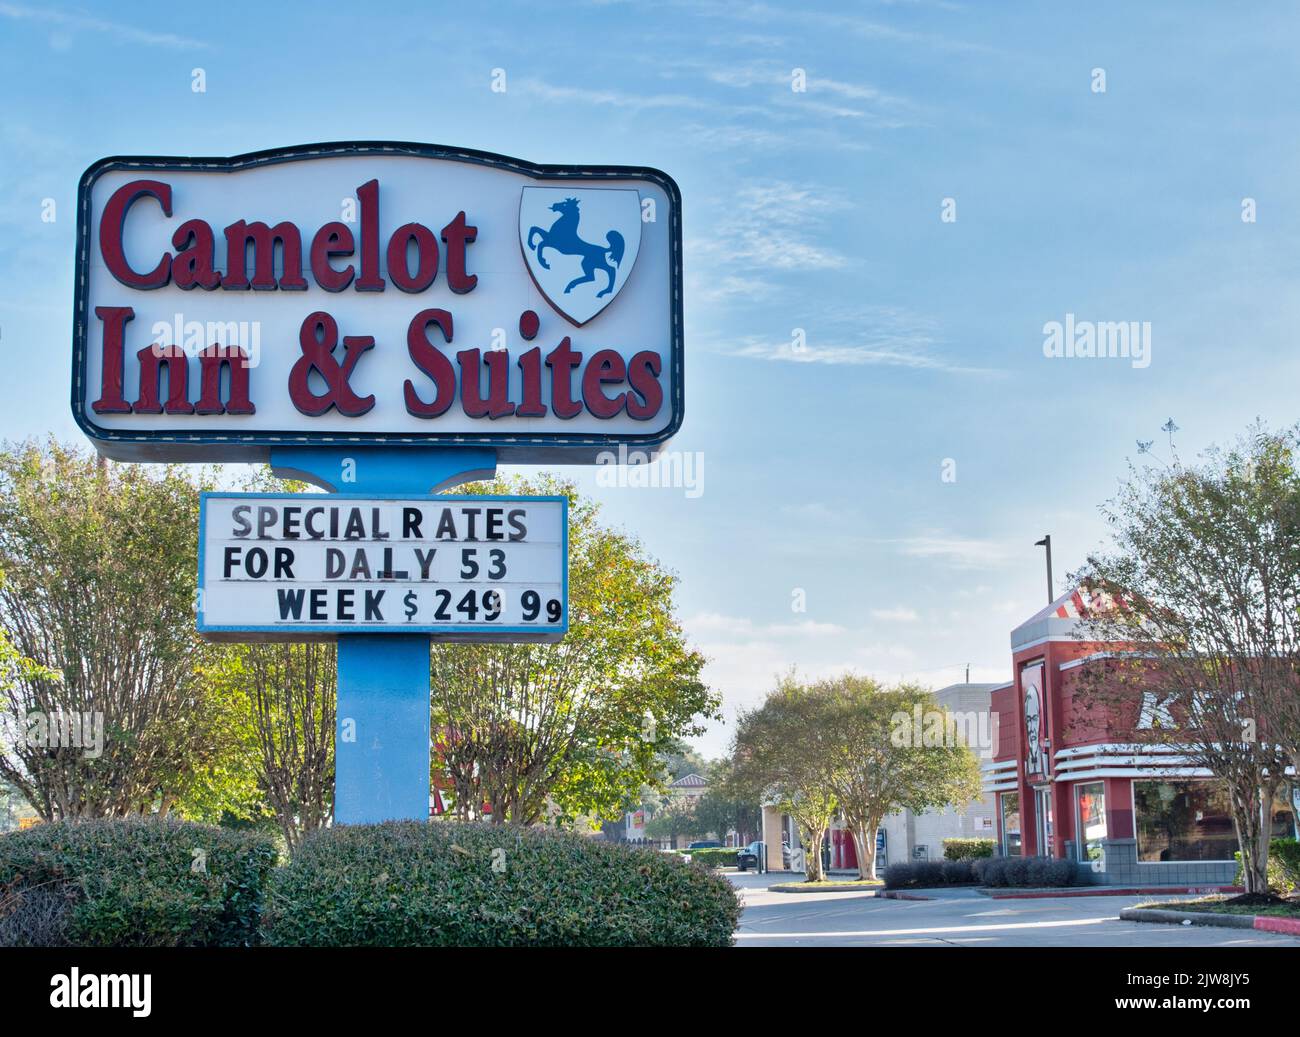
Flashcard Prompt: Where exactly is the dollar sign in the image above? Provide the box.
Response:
[403,590,418,620]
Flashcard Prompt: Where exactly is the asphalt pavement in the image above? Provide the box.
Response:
[729,872,1300,947]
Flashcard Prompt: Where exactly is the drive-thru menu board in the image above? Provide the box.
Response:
[197,493,567,642]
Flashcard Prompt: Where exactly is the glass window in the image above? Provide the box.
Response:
[1134,781,1296,862]
[1001,792,1021,857]
[1076,782,1106,863]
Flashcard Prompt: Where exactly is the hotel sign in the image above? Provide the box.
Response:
[72,142,683,463]
[197,493,567,642]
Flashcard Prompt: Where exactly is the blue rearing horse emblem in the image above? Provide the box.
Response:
[519,187,642,325]
[526,197,625,298]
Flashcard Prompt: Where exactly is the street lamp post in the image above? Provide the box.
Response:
[1034,534,1053,604]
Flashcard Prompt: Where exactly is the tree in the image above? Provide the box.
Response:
[0,440,227,819]
[1074,425,1300,894]
[730,675,838,881]
[694,759,761,845]
[430,474,718,826]
[207,642,335,852]
[820,676,981,880]
[643,795,705,845]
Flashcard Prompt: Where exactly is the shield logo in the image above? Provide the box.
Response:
[519,187,642,326]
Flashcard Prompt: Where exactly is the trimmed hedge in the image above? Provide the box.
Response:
[0,817,278,947]
[1234,838,1300,895]
[262,821,742,947]
[943,838,995,861]
[886,859,978,889]
[974,855,1077,888]
[685,847,739,868]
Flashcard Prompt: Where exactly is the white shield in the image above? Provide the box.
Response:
[519,187,642,326]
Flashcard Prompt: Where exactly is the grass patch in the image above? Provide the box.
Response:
[769,878,884,894]
[1140,895,1300,918]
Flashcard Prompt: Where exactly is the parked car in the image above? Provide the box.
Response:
[687,840,721,850]
[737,841,763,872]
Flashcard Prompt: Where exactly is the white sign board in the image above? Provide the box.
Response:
[197,493,567,642]
[73,143,681,464]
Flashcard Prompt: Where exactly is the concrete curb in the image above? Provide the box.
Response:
[1120,907,1256,929]
[1120,907,1300,936]
[879,890,934,901]
[768,882,884,895]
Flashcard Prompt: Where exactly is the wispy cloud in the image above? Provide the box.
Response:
[871,606,920,622]
[686,612,848,639]
[891,535,1016,569]
[689,179,852,276]
[0,3,208,48]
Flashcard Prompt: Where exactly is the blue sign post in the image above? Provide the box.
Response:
[269,444,496,823]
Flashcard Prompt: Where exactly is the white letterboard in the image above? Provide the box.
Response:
[197,493,567,642]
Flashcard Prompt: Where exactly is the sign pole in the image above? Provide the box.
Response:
[269,444,496,824]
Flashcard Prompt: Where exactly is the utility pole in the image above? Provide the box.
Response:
[1034,535,1053,603]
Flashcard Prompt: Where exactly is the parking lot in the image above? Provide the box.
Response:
[729,873,1300,947]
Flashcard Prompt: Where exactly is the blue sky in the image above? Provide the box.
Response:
[3,1,1300,756]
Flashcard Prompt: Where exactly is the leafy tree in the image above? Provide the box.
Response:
[1075,425,1300,893]
[430,475,718,826]
[730,675,838,881]
[819,676,980,880]
[0,440,228,818]
[206,642,335,852]
[643,795,706,845]
[695,759,760,844]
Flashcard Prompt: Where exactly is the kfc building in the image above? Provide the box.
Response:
[983,589,1299,887]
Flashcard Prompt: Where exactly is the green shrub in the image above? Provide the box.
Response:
[0,817,278,947]
[685,847,739,868]
[262,821,741,947]
[1234,838,1300,895]
[885,859,977,889]
[970,855,1074,888]
[1002,857,1031,886]
[943,838,995,861]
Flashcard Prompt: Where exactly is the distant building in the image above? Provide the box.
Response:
[872,682,1000,868]
[983,588,1299,886]
[623,771,712,848]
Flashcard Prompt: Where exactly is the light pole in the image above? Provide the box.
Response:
[1034,534,1053,603]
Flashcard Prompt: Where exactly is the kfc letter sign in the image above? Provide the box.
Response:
[72,142,682,462]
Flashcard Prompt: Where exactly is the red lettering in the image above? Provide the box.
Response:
[515,346,547,417]
[196,345,255,415]
[626,350,663,420]
[91,306,134,413]
[355,179,384,291]
[440,210,478,294]
[223,220,306,290]
[99,179,171,289]
[134,343,193,415]
[544,338,583,419]
[581,349,628,418]
[404,308,456,417]
[310,222,355,292]
[171,219,221,290]
[386,223,439,293]
[457,348,515,419]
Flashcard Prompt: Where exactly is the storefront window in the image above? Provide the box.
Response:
[1001,792,1021,857]
[1135,781,1298,862]
[1076,782,1106,863]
